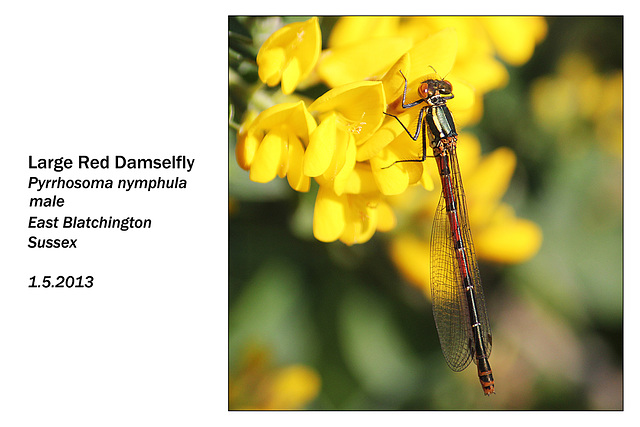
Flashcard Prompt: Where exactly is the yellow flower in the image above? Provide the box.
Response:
[312,185,396,245]
[257,17,321,95]
[262,365,321,410]
[317,36,413,87]
[480,16,548,66]
[530,52,622,156]
[327,16,401,47]
[236,100,316,192]
[236,17,546,250]
[463,144,543,263]
[391,17,546,126]
[389,233,430,289]
[306,80,386,194]
[229,345,321,410]
[594,71,622,156]
[318,17,547,128]
[301,80,391,245]
[388,134,543,295]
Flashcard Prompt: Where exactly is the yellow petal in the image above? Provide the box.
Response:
[250,101,317,144]
[381,53,411,104]
[369,126,425,196]
[370,154,411,196]
[257,47,285,86]
[404,27,458,82]
[305,114,337,177]
[256,17,321,94]
[317,37,413,87]
[291,17,322,83]
[418,166,435,191]
[475,216,543,264]
[328,16,400,48]
[455,133,482,177]
[332,133,357,196]
[313,185,346,242]
[466,146,516,205]
[339,195,378,245]
[355,118,401,162]
[281,56,302,95]
[343,163,379,194]
[446,77,475,111]
[481,17,547,66]
[235,131,259,170]
[277,132,290,179]
[286,132,310,192]
[322,126,349,182]
[357,99,422,162]
[263,365,321,410]
[249,126,286,183]
[451,95,484,128]
[309,81,386,144]
[376,200,397,232]
[388,233,430,294]
[453,54,509,95]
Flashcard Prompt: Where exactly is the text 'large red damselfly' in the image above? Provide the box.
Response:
[384,70,495,395]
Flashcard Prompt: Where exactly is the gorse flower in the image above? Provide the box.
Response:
[235,16,546,255]
[229,345,321,410]
[236,100,315,191]
[306,80,386,193]
[530,52,622,156]
[257,17,321,95]
[317,16,546,125]
[304,80,393,243]
[480,16,548,66]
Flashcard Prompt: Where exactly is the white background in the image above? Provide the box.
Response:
[0,1,222,425]
[0,2,636,426]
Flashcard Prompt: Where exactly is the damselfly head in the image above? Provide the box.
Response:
[418,79,454,102]
[419,66,454,103]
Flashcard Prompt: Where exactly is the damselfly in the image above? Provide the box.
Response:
[384,71,495,395]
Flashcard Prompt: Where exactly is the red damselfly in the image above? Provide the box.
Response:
[384,71,495,395]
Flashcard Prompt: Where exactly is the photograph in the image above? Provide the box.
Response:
[229,16,623,410]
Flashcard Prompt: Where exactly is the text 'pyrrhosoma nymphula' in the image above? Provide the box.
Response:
[384,71,495,395]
